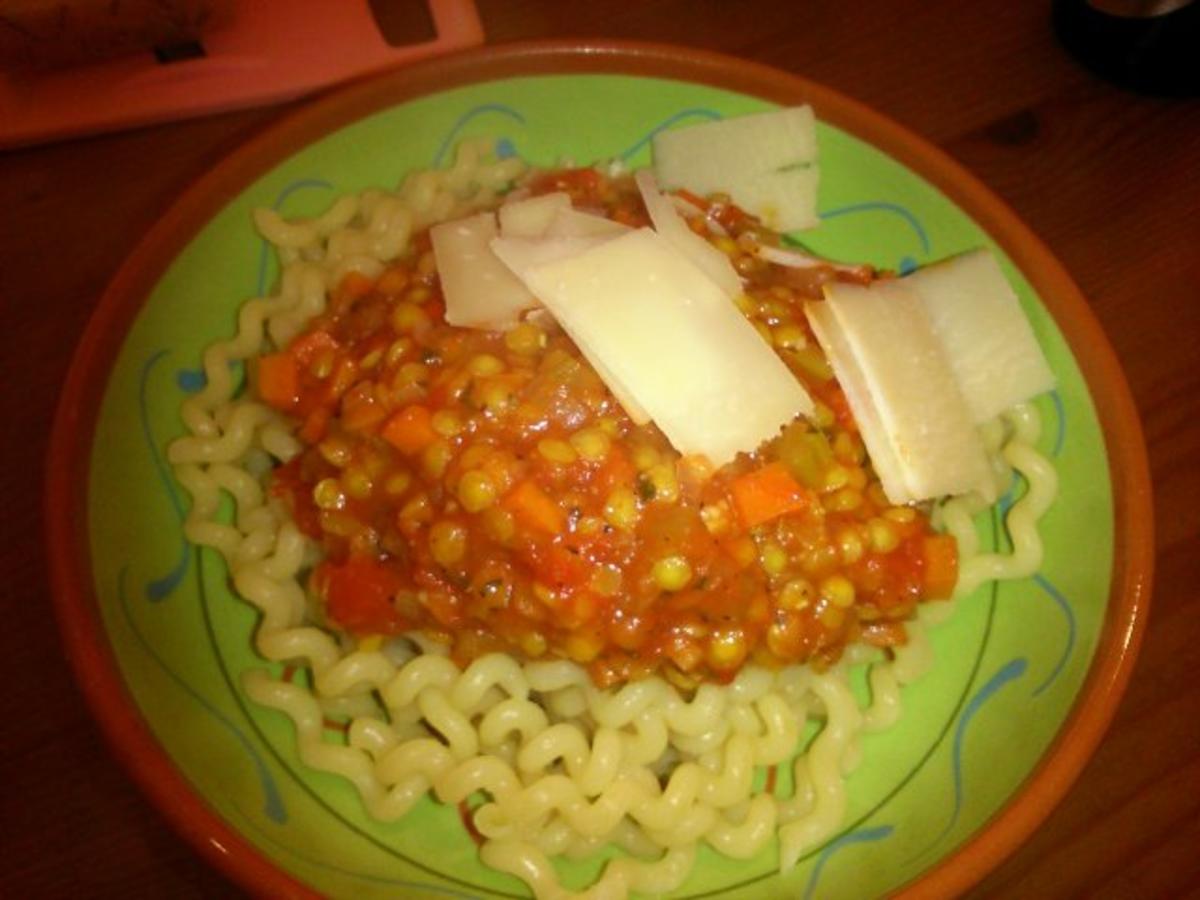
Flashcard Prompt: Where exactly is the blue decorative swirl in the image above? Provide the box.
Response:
[140,350,191,602]
[1031,575,1076,696]
[1049,388,1066,459]
[910,657,1027,861]
[118,565,287,823]
[819,201,932,256]
[432,104,526,167]
[176,368,206,393]
[616,108,722,160]
[174,360,244,398]
[951,658,1027,818]
[495,137,517,160]
[802,825,895,900]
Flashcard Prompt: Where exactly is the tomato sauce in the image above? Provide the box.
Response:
[261,169,956,689]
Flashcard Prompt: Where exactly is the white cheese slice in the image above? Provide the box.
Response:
[906,249,1056,423]
[809,282,996,503]
[805,301,912,503]
[498,191,571,238]
[545,207,632,239]
[431,213,537,330]
[490,234,615,280]
[520,228,814,466]
[491,233,652,425]
[634,169,742,298]
[652,106,819,232]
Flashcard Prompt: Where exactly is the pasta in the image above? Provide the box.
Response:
[167,138,1057,899]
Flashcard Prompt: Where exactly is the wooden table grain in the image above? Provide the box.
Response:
[2,2,1197,897]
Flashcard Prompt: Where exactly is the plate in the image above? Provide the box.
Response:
[46,41,1153,899]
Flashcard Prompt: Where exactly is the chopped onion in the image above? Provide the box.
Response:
[751,241,871,278]
[669,193,704,217]
[666,192,730,237]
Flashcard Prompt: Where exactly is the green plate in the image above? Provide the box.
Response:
[83,68,1115,899]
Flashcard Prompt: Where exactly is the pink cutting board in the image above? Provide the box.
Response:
[0,0,483,148]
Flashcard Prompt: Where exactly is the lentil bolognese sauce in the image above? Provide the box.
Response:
[259,169,957,692]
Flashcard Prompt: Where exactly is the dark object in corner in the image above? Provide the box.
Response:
[1053,0,1199,97]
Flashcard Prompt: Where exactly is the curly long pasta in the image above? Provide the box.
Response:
[936,404,1058,599]
[166,142,1059,899]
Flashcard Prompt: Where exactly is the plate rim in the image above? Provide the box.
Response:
[43,38,1154,900]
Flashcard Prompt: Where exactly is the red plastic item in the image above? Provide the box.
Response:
[0,0,483,149]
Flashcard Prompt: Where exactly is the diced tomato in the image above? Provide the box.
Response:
[340,382,387,433]
[536,542,591,591]
[529,167,604,205]
[298,405,332,444]
[288,329,340,366]
[710,200,751,231]
[333,271,375,307]
[826,387,857,433]
[317,556,406,634]
[270,458,322,538]
[423,296,446,323]
[593,445,635,494]
[376,266,411,296]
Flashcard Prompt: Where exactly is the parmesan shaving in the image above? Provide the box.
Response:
[906,249,1056,422]
[431,213,537,331]
[808,282,995,504]
[652,106,820,232]
[520,228,813,466]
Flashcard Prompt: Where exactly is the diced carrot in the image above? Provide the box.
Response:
[922,534,959,599]
[256,353,300,410]
[381,405,439,455]
[503,479,566,535]
[288,329,340,366]
[728,462,814,528]
[594,445,635,493]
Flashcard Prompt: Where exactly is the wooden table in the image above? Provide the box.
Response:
[3,1,1197,896]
